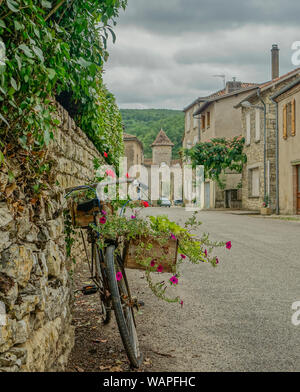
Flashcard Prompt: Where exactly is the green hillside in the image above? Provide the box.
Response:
[120,109,184,158]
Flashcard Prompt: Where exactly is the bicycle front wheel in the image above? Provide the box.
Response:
[105,245,142,368]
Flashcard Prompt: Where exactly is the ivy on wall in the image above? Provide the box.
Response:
[0,0,126,192]
[183,136,247,188]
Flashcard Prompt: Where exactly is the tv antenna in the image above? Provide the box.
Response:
[212,74,226,88]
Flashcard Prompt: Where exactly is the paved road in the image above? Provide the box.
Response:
[127,208,300,372]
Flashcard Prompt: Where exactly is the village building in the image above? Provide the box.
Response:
[123,132,144,169]
[123,129,181,203]
[183,80,258,209]
[235,66,300,213]
[271,77,300,215]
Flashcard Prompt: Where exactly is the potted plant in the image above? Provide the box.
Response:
[260,195,272,215]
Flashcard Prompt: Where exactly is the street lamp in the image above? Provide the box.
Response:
[241,100,267,201]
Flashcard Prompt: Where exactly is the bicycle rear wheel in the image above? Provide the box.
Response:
[105,244,142,368]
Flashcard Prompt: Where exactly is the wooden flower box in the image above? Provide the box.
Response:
[69,198,113,228]
[124,236,178,273]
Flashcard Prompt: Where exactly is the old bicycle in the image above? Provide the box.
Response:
[65,178,148,368]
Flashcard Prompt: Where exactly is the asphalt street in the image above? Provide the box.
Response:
[127,208,300,372]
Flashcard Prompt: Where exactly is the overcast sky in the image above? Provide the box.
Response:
[103,0,300,110]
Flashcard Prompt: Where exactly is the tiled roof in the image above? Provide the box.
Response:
[123,133,137,139]
[183,83,258,111]
[151,129,174,147]
[259,67,300,90]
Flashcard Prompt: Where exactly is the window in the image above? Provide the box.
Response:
[201,115,206,130]
[246,113,251,145]
[249,167,260,197]
[207,112,211,128]
[255,108,260,141]
[283,99,296,139]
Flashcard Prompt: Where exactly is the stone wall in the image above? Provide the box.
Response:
[0,102,103,371]
[241,75,299,212]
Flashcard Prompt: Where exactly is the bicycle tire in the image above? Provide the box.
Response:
[105,244,143,368]
[93,243,112,325]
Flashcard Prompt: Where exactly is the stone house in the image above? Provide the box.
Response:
[144,129,181,203]
[235,68,300,212]
[271,77,300,214]
[123,133,144,170]
[183,80,258,209]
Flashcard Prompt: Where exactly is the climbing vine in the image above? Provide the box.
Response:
[184,136,247,188]
[0,0,126,194]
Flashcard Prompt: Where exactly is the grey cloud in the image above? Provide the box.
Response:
[107,46,169,69]
[119,0,300,35]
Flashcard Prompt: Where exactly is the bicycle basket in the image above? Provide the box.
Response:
[124,236,178,273]
[69,198,113,228]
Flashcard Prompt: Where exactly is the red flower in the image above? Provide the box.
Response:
[150,260,156,267]
[106,169,116,178]
[180,300,183,308]
[104,152,108,158]
[99,216,106,224]
[226,241,232,250]
[170,275,178,285]
[142,201,149,208]
[126,173,130,178]
[157,264,163,273]
[180,254,186,259]
[216,257,219,265]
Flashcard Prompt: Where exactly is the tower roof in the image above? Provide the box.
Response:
[151,129,174,147]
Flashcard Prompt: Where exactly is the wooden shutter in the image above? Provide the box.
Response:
[283,103,287,139]
[292,98,296,136]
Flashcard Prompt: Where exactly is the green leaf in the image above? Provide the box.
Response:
[0,20,6,28]
[32,45,44,63]
[15,54,22,70]
[6,0,19,13]
[41,0,52,8]
[19,44,33,58]
[0,113,9,126]
[47,68,56,80]
[0,150,4,166]
[44,129,50,145]
[14,20,22,30]
[77,57,92,67]
[10,77,18,90]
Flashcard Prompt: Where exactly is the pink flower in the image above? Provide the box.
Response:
[226,241,232,250]
[180,254,186,259]
[157,264,163,273]
[99,216,106,224]
[106,169,116,178]
[180,300,183,308]
[116,272,123,281]
[204,249,208,257]
[150,260,156,267]
[170,233,176,240]
[104,152,108,158]
[131,215,136,219]
[216,257,219,265]
[101,210,107,215]
[170,275,178,285]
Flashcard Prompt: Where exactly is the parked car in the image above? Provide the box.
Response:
[174,199,183,206]
[159,197,171,207]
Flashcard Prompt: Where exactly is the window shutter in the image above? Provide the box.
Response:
[283,103,287,139]
[292,98,296,136]
[246,113,251,145]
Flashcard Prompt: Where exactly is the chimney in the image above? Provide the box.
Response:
[271,44,279,79]
[225,78,242,93]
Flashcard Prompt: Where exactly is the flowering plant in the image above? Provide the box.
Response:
[262,195,270,208]
[92,203,231,305]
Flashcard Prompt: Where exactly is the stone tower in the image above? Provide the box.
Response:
[151,129,174,166]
